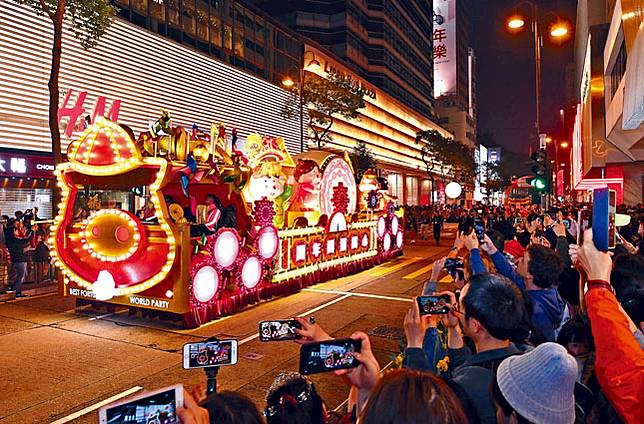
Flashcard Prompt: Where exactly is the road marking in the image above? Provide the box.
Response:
[403,262,435,280]
[50,386,143,424]
[369,257,422,277]
[303,288,411,303]
[237,294,353,346]
[88,309,128,321]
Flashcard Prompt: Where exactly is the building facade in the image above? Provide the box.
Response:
[248,0,436,120]
[433,0,477,149]
[0,1,303,217]
[0,0,454,212]
[571,0,643,204]
[304,45,453,206]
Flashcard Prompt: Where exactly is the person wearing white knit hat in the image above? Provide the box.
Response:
[492,342,578,424]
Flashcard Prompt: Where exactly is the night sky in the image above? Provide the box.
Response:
[471,0,577,158]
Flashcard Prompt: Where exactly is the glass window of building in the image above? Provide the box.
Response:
[406,176,418,205]
[150,0,165,21]
[195,0,209,42]
[210,12,222,47]
[387,173,403,203]
[224,24,233,50]
[182,0,197,41]
[420,179,431,205]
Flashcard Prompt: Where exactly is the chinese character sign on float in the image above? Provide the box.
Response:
[433,0,457,98]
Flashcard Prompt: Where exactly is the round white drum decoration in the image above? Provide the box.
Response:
[396,231,403,249]
[241,256,262,289]
[445,182,462,199]
[193,266,219,303]
[391,215,399,235]
[258,226,279,260]
[383,233,392,251]
[214,230,240,268]
[377,216,386,238]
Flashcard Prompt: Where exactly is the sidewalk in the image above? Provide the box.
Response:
[0,280,57,301]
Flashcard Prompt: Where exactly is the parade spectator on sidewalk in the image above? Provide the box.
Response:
[6,220,31,297]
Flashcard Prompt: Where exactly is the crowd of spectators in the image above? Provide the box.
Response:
[168,201,643,424]
[0,207,53,297]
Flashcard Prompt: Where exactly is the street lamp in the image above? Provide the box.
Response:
[560,141,569,148]
[281,51,321,152]
[505,2,571,147]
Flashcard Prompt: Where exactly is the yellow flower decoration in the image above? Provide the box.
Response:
[436,355,450,373]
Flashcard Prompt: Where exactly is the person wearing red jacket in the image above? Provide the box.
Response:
[572,229,644,424]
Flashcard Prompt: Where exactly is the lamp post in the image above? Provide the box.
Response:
[506,2,570,148]
[282,51,321,152]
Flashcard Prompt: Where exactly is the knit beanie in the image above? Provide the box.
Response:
[497,342,577,424]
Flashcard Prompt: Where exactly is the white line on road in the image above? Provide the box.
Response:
[88,309,128,321]
[302,288,412,303]
[50,386,143,424]
[237,294,353,346]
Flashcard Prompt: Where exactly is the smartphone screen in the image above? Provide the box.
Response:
[259,320,302,342]
[577,209,591,245]
[416,295,451,315]
[182,340,238,369]
[299,339,361,375]
[563,219,571,229]
[99,385,183,424]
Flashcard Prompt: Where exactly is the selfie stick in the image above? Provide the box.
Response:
[204,337,220,394]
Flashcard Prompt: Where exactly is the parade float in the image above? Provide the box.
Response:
[51,114,403,327]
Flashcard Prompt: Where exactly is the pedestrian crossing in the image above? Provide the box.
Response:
[369,257,423,277]
[368,256,455,283]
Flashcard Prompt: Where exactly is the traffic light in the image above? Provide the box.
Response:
[528,148,548,192]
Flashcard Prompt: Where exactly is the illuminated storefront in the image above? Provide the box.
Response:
[305,45,453,206]
[0,149,55,218]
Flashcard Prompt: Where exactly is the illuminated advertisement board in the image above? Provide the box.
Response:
[433,0,457,98]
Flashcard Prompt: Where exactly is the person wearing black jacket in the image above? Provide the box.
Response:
[403,273,532,424]
[6,220,31,297]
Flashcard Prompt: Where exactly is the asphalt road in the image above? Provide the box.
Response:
[0,239,452,424]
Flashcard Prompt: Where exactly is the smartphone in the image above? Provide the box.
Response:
[98,384,183,424]
[590,188,616,251]
[182,340,238,369]
[299,338,361,375]
[416,295,451,315]
[563,219,571,229]
[473,219,485,241]
[259,320,302,342]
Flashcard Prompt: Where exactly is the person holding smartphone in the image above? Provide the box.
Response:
[404,273,532,424]
[569,229,644,424]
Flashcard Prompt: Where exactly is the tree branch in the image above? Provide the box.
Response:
[38,0,54,20]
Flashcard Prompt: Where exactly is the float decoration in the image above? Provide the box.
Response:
[52,115,404,328]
